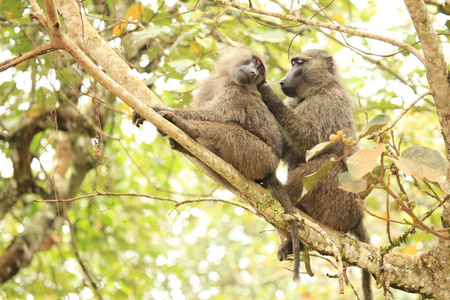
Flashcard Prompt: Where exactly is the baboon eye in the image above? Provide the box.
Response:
[257,65,265,75]
[292,59,304,66]
[252,57,261,65]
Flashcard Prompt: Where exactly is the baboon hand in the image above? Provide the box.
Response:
[257,81,271,94]
[168,138,183,151]
[150,107,175,136]
[257,80,267,88]
[257,82,283,107]
[132,106,171,128]
[132,111,146,128]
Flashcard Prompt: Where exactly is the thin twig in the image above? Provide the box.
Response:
[0,43,56,72]
[33,192,256,213]
[385,91,431,132]
[214,0,426,64]
[67,218,103,300]
[371,174,450,240]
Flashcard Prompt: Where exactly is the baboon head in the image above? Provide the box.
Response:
[279,49,337,98]
[215,47,266,87]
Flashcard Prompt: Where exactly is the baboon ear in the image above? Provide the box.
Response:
[325,55,334,74]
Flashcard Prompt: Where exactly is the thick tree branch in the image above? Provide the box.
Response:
[404,1,450,246]
[0,103,100,221]
[14,1,448,297]
[55,0,161,108]
[404,0,450,178]
[291,212,449,298]
[39,0,274,209]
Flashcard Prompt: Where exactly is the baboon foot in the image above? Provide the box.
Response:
[168,138,185,152]
[277,239,304,261]
[277,239,293,261]
[157,110,200,139]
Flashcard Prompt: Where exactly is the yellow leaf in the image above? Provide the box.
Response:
[125,3,144,21]
[401,246,416,255]
[27,104,46,119]
[94,220,102,230]
[332,12,345,24]
[189,43,202,53]
[112,3,144,36]
[112,22,127,36]
[401,240,423,255]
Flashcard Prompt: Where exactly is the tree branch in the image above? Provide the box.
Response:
[213,0,426,64]
[404,0,450,177]
[384,91,431,132]
[40,0,277,211]
[0,43,56,72]
[32,191,256,214]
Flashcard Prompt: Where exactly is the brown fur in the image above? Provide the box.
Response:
[258,49,372,300]
[132,47,301,280]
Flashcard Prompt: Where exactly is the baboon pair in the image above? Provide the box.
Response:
[133,47,372,299]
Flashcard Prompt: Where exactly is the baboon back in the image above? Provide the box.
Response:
[259,49,372,299]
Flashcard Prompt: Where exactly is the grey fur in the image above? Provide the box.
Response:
[132,47,301,280]
[258,49,373,300]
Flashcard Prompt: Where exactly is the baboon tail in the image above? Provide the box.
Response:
[362,269,373,300]
[263,175,300,281]
[351,220,373,300]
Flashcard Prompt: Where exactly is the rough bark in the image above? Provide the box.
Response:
[404,0,450,178]
[402,3,450,297]
[56,0,162,107]
[49,0,268,205]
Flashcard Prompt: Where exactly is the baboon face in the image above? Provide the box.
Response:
[220,48,266,86]
[235,55,265,85]
[279,54,308,97]
[279,49,334,98]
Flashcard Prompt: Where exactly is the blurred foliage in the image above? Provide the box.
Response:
[1,0,449,299]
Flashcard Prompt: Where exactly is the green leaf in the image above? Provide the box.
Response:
[306,141,332,162]
[168,28,198,53]
[393,146,447,179]
[195,37,215,50]
[1,0,26,19]
[251,30,287,43]
[133,26,170,42]
[338,171,367,193]
[303,158,335,191]
[359,166,382,199]
[168,59,195,74]
[359,114,391,138]
[347,144,384,179]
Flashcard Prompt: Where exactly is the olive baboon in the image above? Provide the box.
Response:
[133,47,301,280]
[258,49,372,300]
